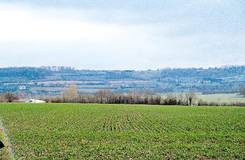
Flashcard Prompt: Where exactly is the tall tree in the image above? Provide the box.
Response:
[185,92,197,106]
[62,85,79,102]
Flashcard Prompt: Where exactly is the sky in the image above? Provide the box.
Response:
[0,0,244,70]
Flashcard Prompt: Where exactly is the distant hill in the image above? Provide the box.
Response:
[0,66,245,96]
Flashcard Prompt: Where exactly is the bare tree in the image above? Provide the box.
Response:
[164,94,178,105]
[185,92,197,106]
[95,90,112,103]
[62,85,79,102]
[4,92,18,103]
[177,93,186,105]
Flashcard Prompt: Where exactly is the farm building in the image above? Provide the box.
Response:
[25,99,46,103]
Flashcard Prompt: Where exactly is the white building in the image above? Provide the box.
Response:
[25,99,46,103]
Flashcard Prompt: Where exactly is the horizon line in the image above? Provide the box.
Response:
[0,65,245,71]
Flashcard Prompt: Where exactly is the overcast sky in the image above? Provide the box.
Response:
[0,0,244,70]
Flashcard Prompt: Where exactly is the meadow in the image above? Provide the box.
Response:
[0,103,244,159]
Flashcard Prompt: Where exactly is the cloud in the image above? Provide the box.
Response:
[0,3,162,69]
[0,1,244,70]
[0,4,130,43]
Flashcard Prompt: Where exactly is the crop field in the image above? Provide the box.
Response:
[0,104,244,159]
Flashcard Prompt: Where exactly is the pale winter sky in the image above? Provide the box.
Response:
[0,0,244,70]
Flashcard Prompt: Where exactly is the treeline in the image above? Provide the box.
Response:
[47,89,196,105]
[44,85,245,106]
[1,85,245,106]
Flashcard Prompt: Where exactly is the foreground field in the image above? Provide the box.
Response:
[0,104,244,159]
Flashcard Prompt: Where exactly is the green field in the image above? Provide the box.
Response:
[0,104,244,159]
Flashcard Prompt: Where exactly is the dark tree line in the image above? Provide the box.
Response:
[46,86,197,105]
[45,86,245,106]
